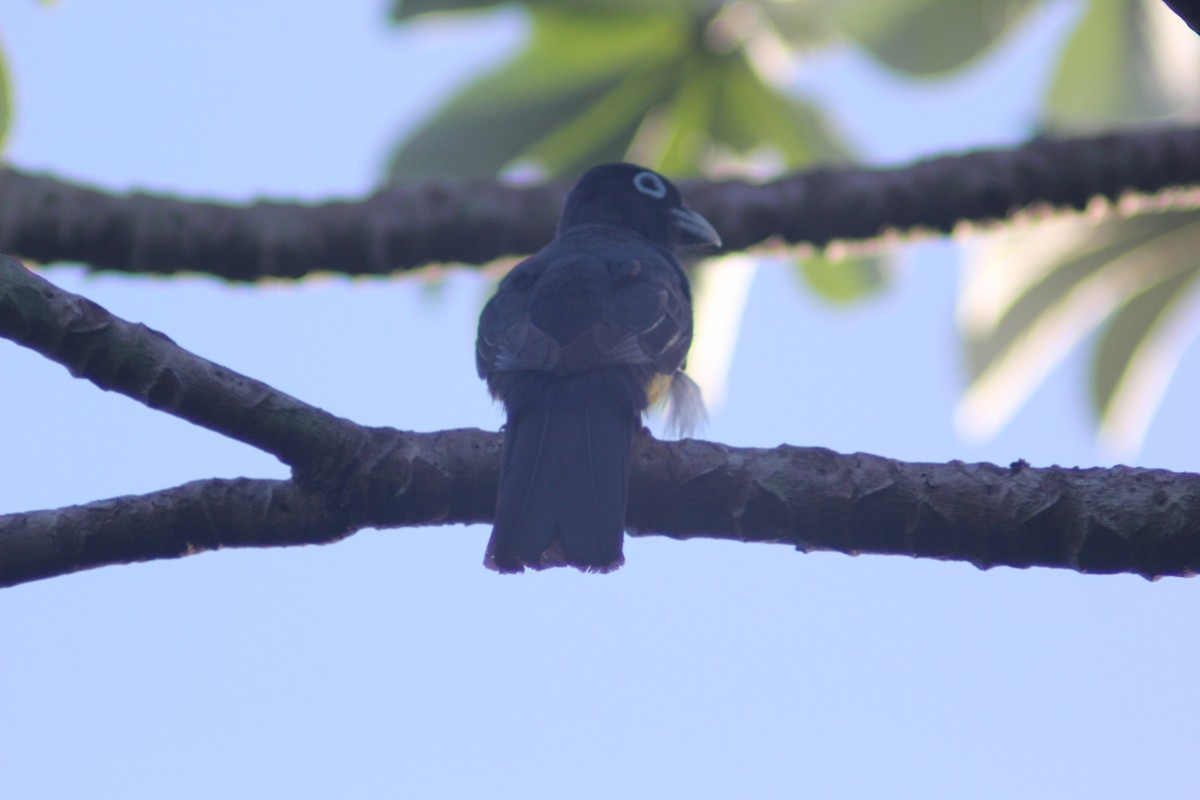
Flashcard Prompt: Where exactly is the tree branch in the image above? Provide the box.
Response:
[2,431,1197,588]
[0,254,367,475]
[0,479,349,587]
[3,126,1199,281]
[2,254,1198,586]
[1162,1,1200,36]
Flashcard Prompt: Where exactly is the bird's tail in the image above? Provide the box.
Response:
[485,400,637,574]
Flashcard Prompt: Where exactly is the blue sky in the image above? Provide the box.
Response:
[2,2,1197,798]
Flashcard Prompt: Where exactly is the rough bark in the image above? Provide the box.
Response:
[2,126,1199,281]
[2,426,1197,588]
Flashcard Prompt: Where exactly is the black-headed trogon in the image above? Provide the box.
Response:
[476,163,721,573]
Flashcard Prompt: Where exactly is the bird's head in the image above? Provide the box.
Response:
[558,163,722,252]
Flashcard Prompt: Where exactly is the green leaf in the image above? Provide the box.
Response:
[796,250,886,304]
[832,0,1038,76]
[957,209,1200,440]
[645,50,846,176]
[647,56,723,175]
[390,0,509,20]
[755,0,838,47]
[523,58,683,176]
[1044,0,1195,129]
[710,51,846,166]
[964,212,1196,378]
[1090,222,1200,445]
[386,8,691,179]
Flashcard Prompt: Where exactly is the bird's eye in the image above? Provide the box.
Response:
[633,171,667,199]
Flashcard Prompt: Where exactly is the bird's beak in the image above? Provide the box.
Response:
[671,207,722,251]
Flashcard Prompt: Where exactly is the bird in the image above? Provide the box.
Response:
[476,163,721,573]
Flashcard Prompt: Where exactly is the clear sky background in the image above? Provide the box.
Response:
[2,2,1197,798]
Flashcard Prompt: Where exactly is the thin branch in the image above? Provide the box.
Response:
[0,254,366,475]
[2,126,1199,281]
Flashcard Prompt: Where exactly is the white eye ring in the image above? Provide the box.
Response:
[633,171,667,199]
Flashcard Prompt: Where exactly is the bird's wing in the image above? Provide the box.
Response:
[476,254,562,378]
[559,250,693,376]
[478,236,693,380]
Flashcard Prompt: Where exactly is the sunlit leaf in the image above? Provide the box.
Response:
[1091,251,1192,414]
[1044,0,1200,129]
[1002,0,1200,450]
[1091,224,1200,449]
[963,214,1188,378]
[964,1,1200,447]
[832,0,1038,75]
[957,210,1200,442]
[387,8,690,179]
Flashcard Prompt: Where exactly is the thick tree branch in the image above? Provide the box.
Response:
[2,254,1198,586]
[2,126,1199,281]
[2,431,1198,588]
[627,446,1200,581]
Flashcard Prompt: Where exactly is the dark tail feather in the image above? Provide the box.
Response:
[485,402,636,574]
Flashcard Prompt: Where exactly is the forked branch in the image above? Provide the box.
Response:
[1,255,1197,587]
